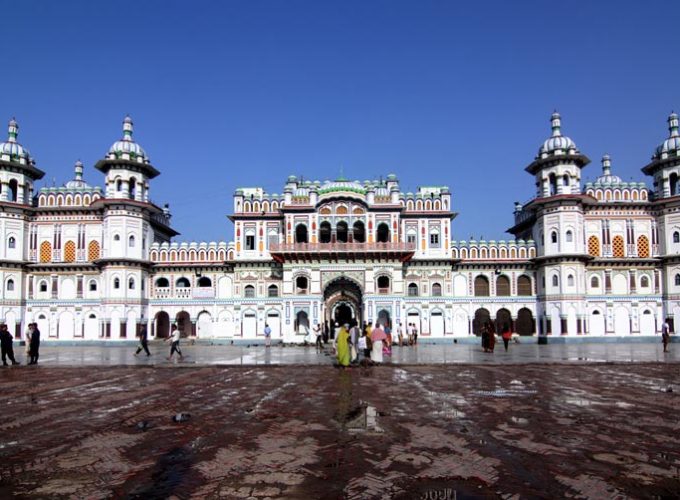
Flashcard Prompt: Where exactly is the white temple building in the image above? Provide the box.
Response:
[1,111,679,342]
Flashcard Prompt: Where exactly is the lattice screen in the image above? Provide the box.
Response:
[39,241,52,263]
[587,235,600,257]
[637,235,650,258]
[88,240,100,261]
[612,235,625,258]
[63,241,76,262]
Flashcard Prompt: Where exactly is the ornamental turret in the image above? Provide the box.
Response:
[95,116,159,201]
[0,117,45,204]
[642,112,680,198]
[526,112,590,198]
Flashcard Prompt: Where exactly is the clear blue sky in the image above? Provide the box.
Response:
[4,1,679,242]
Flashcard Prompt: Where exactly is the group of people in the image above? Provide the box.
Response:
[333,320,418,368]
[481,321,513,353]
[0,322,41,366]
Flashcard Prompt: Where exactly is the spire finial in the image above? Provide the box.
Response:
[7,117,18,143]
[123,115,133,140]
[668,111,679,138]
[601,154,612,175]
[74,159,84,181]
[551,110,562,137]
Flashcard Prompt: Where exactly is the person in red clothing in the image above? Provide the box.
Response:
[501,322,512,352]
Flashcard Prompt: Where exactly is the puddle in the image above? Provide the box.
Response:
[343,402,384,433]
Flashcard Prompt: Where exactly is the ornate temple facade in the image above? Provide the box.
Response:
[1,111,680,342]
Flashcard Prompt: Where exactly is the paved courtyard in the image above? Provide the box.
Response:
[0,362,678,498]
[3,340,679,367]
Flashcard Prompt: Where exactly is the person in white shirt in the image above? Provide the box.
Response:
[166,324,183,359]
[264,323,272,347]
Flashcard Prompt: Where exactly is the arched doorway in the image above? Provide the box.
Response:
[154,311,170,338]
[516,308,534,336]
[473,308,490,335]
[324,277,362,329]
[197,311,212,338]
[295,310,310,335]
[175,311,192,337]
[495,308,511,333]
[377,309,391,329]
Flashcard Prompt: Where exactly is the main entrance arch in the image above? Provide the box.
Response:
[324,277,362,328]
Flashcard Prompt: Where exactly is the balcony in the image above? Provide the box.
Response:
[269,242,416,263]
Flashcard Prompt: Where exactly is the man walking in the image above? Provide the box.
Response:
[166,324,183,360]
[135,325,151,356]
[662,318,671,353]
[264,323,272,347]
[314,323,323,351]
[28,323,40,365]
[0,323,19,366]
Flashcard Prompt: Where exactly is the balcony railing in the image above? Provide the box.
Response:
[270,242,416,253]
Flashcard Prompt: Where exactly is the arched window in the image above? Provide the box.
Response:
[113,234,121,242]
[429,230,440,248]
[377,223,390,243]
[7,236,15,249]
[155,277,169,287]
[496,275,510,296]
[674,231,680,244]
[567,274,574,287]
[353,221,365,243]
[39,280,48,293]
[63,240,76,263]
[552,275,559,287]
[319,221,331,243]
[640,276,650,288]
[129,235,135,248]
[671,173,679,196]
[6,279,14,291]
[8,179,18,202]
[612,235,625,257]
[637,235,650,258]
[116,179,123,192]
[129,177,137,199]
[566,230,573,243]
[588,235,600,257]
[336,221,348,243]
[197,276,212,287]
[88,240,100,261]
[244,285,255,298]
[407,283,419,296]
[591,276,600,288]
[268,284,279,297]
[550,231,558,244]
[40,241,52,263]
[549,173,557,195]
[176,277,191,288]
[563,174,570,189]
[295,224,308,244]
[113,277,120,289]
[377,276,390,292]
[89,279,98,291]
[474,275,489,296]
[517,275,532,296]
[128,277,135,290]
[431,283,442,296]
[675,274,680,287]
[296,276,308,293]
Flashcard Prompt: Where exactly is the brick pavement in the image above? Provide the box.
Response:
[0,363,678,498]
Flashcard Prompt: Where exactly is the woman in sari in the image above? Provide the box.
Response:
[371,323,387,363]
[336,324,351,367]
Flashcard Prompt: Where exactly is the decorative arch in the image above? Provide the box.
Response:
[63,240,76,263]
[40,241,52,263]
[612,235,625,258]
[587,235,600,257]
[637,235,650,258]
[474,275,489,296]
[495,275,510,296]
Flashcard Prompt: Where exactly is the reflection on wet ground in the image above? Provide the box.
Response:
[16,340,680,367]
[0,363,677,498]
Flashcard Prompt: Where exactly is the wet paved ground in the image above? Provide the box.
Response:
[5,341,680,366]
[0,363,678,498]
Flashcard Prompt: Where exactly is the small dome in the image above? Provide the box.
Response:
[65,159,90,189]
[594,154,622,185]
[0,117,34,164]
[107,115,149,163]
[537,111,578,157]
[653,112,680,159]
